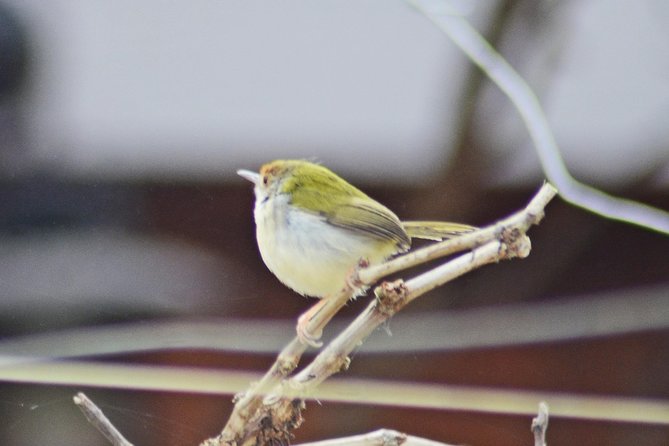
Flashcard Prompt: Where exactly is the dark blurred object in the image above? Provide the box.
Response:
[0,1,29,178]
[0,179,142,234]
[0,2,27,99]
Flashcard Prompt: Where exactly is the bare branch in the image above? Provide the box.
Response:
[73,392,133,446]
[203,184,557,445]
[288,240,505,393]
[272,404,549,446]
[286,185,553,395]
[359,180,552,285]
[294,428,456,446]
[532,402,549,446]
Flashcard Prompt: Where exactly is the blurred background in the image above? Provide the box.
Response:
[0,0,668,445]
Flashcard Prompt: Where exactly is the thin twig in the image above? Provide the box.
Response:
[409,0,669,235]
[293,428,456,446]
[532,402,549,446]
[292,404,548,446]
[359,179,552,285]
[73,392,133,446]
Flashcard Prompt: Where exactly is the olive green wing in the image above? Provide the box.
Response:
[402,221,476,241]
[285,166,410,249]
[325,197,411,250]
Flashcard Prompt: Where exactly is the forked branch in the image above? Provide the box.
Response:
[204,183,557,446]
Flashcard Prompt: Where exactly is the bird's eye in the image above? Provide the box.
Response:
[262,175,269,185]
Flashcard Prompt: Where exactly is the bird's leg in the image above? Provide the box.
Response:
[296,298,329,348]
[296,259,369,348]
[345,258,368,297]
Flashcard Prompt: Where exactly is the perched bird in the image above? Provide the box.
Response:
[238,160,474,345]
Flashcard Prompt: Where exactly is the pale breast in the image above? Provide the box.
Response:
[254,195,400,297]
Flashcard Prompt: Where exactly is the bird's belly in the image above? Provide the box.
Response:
[255,204,394,297]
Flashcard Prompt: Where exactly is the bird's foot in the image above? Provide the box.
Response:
[296,299,327,348]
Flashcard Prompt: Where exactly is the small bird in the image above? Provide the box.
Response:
[238,160,474,345]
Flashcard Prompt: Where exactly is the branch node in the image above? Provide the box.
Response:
[340,356,351,373]
[323,353,350,376]
[526,210,544,227]
[499,226,532,259]
[276,355,299,377]
[380,429,408,446]
[374,279,408,316]
[254,398,305,446]
[346,258,370,295]
[232,392,244,404]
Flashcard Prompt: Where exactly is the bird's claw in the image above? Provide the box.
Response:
[296,312,323,348]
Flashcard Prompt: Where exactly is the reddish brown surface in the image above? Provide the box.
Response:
[133,183,669,445]
[1,180,667,445]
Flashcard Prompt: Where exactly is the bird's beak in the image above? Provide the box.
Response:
[237,169,260,185]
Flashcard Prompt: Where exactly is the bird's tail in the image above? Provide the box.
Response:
[402,220,476,241]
